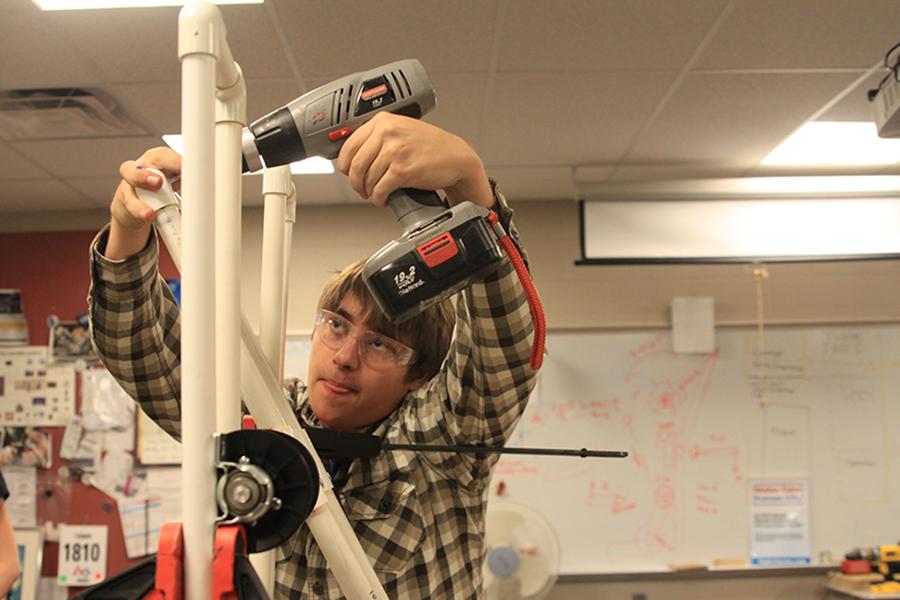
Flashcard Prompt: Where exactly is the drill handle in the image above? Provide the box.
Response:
[387,188,448,234]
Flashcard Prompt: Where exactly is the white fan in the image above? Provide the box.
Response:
[483,499,561,600]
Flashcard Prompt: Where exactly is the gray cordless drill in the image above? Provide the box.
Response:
[241,59,503,322]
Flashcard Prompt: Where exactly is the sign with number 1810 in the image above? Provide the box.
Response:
[57,524,107,586]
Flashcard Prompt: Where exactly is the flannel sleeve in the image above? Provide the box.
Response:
[87,225,183,441]
[403,182,540,482]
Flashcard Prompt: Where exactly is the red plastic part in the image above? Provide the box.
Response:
[213,526,248,600]
[417,231,459,267]
[327,127,352,142]
[142,522,184,600]
[842,559,872,574]
[242,415,257,430]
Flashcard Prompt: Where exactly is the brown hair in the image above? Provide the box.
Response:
[317,260,455,382]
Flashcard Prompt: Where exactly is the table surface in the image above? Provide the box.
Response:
[825,582,900,599]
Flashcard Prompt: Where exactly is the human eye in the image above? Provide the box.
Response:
[326,314,347,333]
[368,335,399,356]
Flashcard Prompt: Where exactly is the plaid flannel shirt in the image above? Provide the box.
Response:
[88,185,539,599]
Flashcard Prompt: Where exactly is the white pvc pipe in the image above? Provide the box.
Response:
[214,71,246,434]
[176,5,387,598]
[150,198,387,598]
[178,36,217,600]
[254,165,293,597]
[282,191,296,340]
[178,4,239,597]
[259,166,293,375]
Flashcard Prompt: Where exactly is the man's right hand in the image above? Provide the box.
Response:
[105,147,182,261]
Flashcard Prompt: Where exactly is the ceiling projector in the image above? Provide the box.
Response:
[871,71,900,139]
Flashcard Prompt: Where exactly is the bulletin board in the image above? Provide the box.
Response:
[486,325,900,575]
[0,228,182,593]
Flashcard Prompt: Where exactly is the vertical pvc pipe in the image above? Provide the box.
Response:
[179,44,217,600]
[254,164,292,600]
[259,166,292,375]
[178,4,235,597]
[215,77,245,434]
[282,191,296,337]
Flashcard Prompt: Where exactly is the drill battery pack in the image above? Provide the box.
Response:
[364,202,504,322]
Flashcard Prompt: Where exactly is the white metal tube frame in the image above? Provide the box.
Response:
[173,4,388,598]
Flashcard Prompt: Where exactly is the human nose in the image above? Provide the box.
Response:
[331,334,361,369]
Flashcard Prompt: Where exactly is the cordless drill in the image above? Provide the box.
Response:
[241,59,504,322]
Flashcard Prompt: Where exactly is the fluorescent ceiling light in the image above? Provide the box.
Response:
[762,121,900,165]
[34,0,261,9]
[162,135,334,174]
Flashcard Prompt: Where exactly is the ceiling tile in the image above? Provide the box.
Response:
[820,72,885,121]
[218,5,295,80]
[42,7,181,83]
[64,177,121,209]
[479,71,678,166]
[626,72,861,166]
[270,0,498,76]
[0,142,52,179]
[696,0,900,69]
[485,166,575,201]
[426,73,487,149]
[497,0,729,71]
[0,179,93,212]
[10,136,166,178]
[0,0,40,11]
[0,10,104,88]
[1,1,896,218]
[103,82,180,135]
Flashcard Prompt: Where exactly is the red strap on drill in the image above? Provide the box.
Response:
[213,525,248,600]
[488,211,546,370]
[143,522,184,600]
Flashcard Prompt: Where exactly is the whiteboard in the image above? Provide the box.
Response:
[489,325,900,575]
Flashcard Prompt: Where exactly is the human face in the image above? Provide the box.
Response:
[307,295,426,430]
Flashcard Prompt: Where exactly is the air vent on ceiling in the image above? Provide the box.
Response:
[0,87,145,140]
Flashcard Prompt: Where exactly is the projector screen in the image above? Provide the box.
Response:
[578,198,900,264]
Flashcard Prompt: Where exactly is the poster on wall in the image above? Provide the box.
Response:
[47,314,96,365]
[9,529,41,600]
[0,427,52,469]
[749,479,811,565]
[3,465,37,527]
[0,346,76,426]
[0,289,28,346]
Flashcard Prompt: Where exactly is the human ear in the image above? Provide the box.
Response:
[406,372,429,393]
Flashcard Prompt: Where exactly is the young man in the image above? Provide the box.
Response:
[89,113,540,598]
